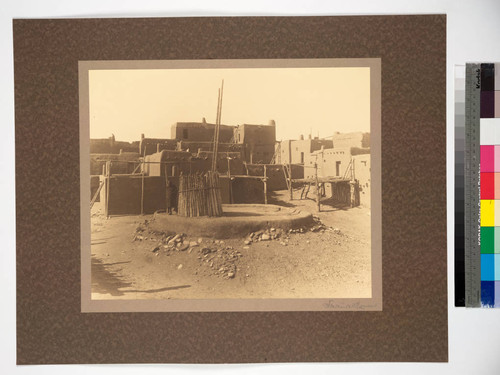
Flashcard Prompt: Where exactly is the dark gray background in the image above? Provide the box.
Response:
[3,0,500,374]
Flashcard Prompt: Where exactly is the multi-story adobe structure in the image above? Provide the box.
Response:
[171,118,234,143]
[279,135,333,165]
[331,131,370,149]
[233,120,276,164]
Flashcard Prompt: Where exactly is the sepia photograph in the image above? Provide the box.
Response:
[80,59,381,311]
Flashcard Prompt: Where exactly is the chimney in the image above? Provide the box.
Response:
[308,134,312,140]
[300,134,304,140]
[269,119,276,126]
[141,133,145,140]
[202,117,207,124]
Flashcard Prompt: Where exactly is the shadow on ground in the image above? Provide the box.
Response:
[91,256,191,296]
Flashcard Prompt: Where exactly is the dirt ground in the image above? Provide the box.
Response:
[90,189,371,300]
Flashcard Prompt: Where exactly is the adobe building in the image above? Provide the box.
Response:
[177,140,245,159]
[280,135,333,165]
[305,147,352,179]
[234,120,277,164]
[305,147,371,207]
[139,134,177,156]
[90,134,139,154]
[352,153,371,207]
[331,132,370,149]
[90,151,141,175]
[171,118,235,143]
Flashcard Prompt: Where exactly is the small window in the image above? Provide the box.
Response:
[182,129,188,139]
[336,161,341,176]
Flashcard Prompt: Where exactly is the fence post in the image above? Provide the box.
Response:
[264,165,268,204]
[315,162,320,212]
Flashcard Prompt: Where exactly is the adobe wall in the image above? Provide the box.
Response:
[353,154,371,207]
[101,175,166,215]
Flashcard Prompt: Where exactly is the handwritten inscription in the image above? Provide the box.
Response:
[322,300,380,310]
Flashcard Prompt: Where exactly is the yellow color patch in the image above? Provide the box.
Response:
[481,200,495,227]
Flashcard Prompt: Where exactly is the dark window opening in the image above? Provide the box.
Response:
[300,152,304,164]
[336,161,341,176]
[182,129,188,139]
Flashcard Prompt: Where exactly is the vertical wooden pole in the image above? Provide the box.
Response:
[288,140,293,200]
[141,159,145,215]
[315,162,320,212]
[227,158,233,204]
[105,161,110,217]
[264,165,268,204]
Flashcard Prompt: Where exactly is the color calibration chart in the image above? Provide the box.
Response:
[458,63,500,307]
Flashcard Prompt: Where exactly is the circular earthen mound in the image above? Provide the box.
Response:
[149,204,313,239]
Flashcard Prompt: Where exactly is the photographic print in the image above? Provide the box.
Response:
[15,16,446,363]
[80,59,381,312]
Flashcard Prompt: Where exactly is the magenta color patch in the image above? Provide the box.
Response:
[481,145,495,172]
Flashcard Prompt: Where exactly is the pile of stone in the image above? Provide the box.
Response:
[153,233,202,254]
[243,228,290,247]
[196,243,242,279]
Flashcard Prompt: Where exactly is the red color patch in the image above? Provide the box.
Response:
[481,173,495,199]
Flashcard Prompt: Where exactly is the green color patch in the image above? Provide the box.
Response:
[481,226,495,254]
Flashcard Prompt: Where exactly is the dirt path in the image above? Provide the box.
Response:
[90,190,371,300]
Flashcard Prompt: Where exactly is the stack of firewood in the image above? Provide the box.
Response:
[178,171,222,217]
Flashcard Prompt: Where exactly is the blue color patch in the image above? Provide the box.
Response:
[482,281,495,307]
[481,254,495,281]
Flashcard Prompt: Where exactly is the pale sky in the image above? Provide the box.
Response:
[89,67,370,142]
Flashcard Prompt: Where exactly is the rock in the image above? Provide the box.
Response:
[197,237,203,244]
[177,243,189,251]
[244,239,251,245]
[243,246,250,250]
[261,234,270,241]
[306,240,310,244]
[189,241,199,247]
[201,247,212,255]
[151,246,160,252]
[227,272,235,279]
[270,228,275,232]
[177,264,183,270]
[280,242,287,246]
